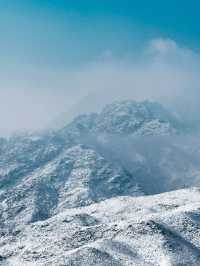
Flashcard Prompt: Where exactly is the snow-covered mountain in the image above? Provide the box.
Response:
[60,100,181,138]
[0,100,199,265]
[0,144,141,228]
[1,188,200,265]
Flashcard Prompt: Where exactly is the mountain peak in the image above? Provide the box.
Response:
[61,100,180,137]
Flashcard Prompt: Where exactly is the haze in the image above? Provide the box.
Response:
[0,1,200,135]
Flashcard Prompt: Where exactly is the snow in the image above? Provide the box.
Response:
[0,188,199,265]
[0,100,199,265]
[61,100,179,137]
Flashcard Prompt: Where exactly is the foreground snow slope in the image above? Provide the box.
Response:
[1,188,200,265]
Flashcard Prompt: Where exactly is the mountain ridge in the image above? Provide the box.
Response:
[60,100,182,138]
[1,188,199,265]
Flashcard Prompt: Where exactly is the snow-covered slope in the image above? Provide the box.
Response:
[0,144,141,228]
[0,188,199,265]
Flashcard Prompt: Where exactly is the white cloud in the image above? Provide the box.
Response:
[62,38,200,125]
[149,38,177,55]
[0,37,200,135]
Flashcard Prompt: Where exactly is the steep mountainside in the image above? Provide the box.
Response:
[0,144,141,228]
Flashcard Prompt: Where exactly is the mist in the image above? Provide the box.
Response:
[81,133,200,194]
[0,37,200,136]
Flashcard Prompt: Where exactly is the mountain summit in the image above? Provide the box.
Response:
[61,100,180,138]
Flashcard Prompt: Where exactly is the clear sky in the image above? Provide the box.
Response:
[0,1,200,135]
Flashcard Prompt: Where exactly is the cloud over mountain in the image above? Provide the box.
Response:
[0,38,200,135]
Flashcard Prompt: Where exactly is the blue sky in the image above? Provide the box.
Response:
[0,1,200,135]
[0,0,199,69]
